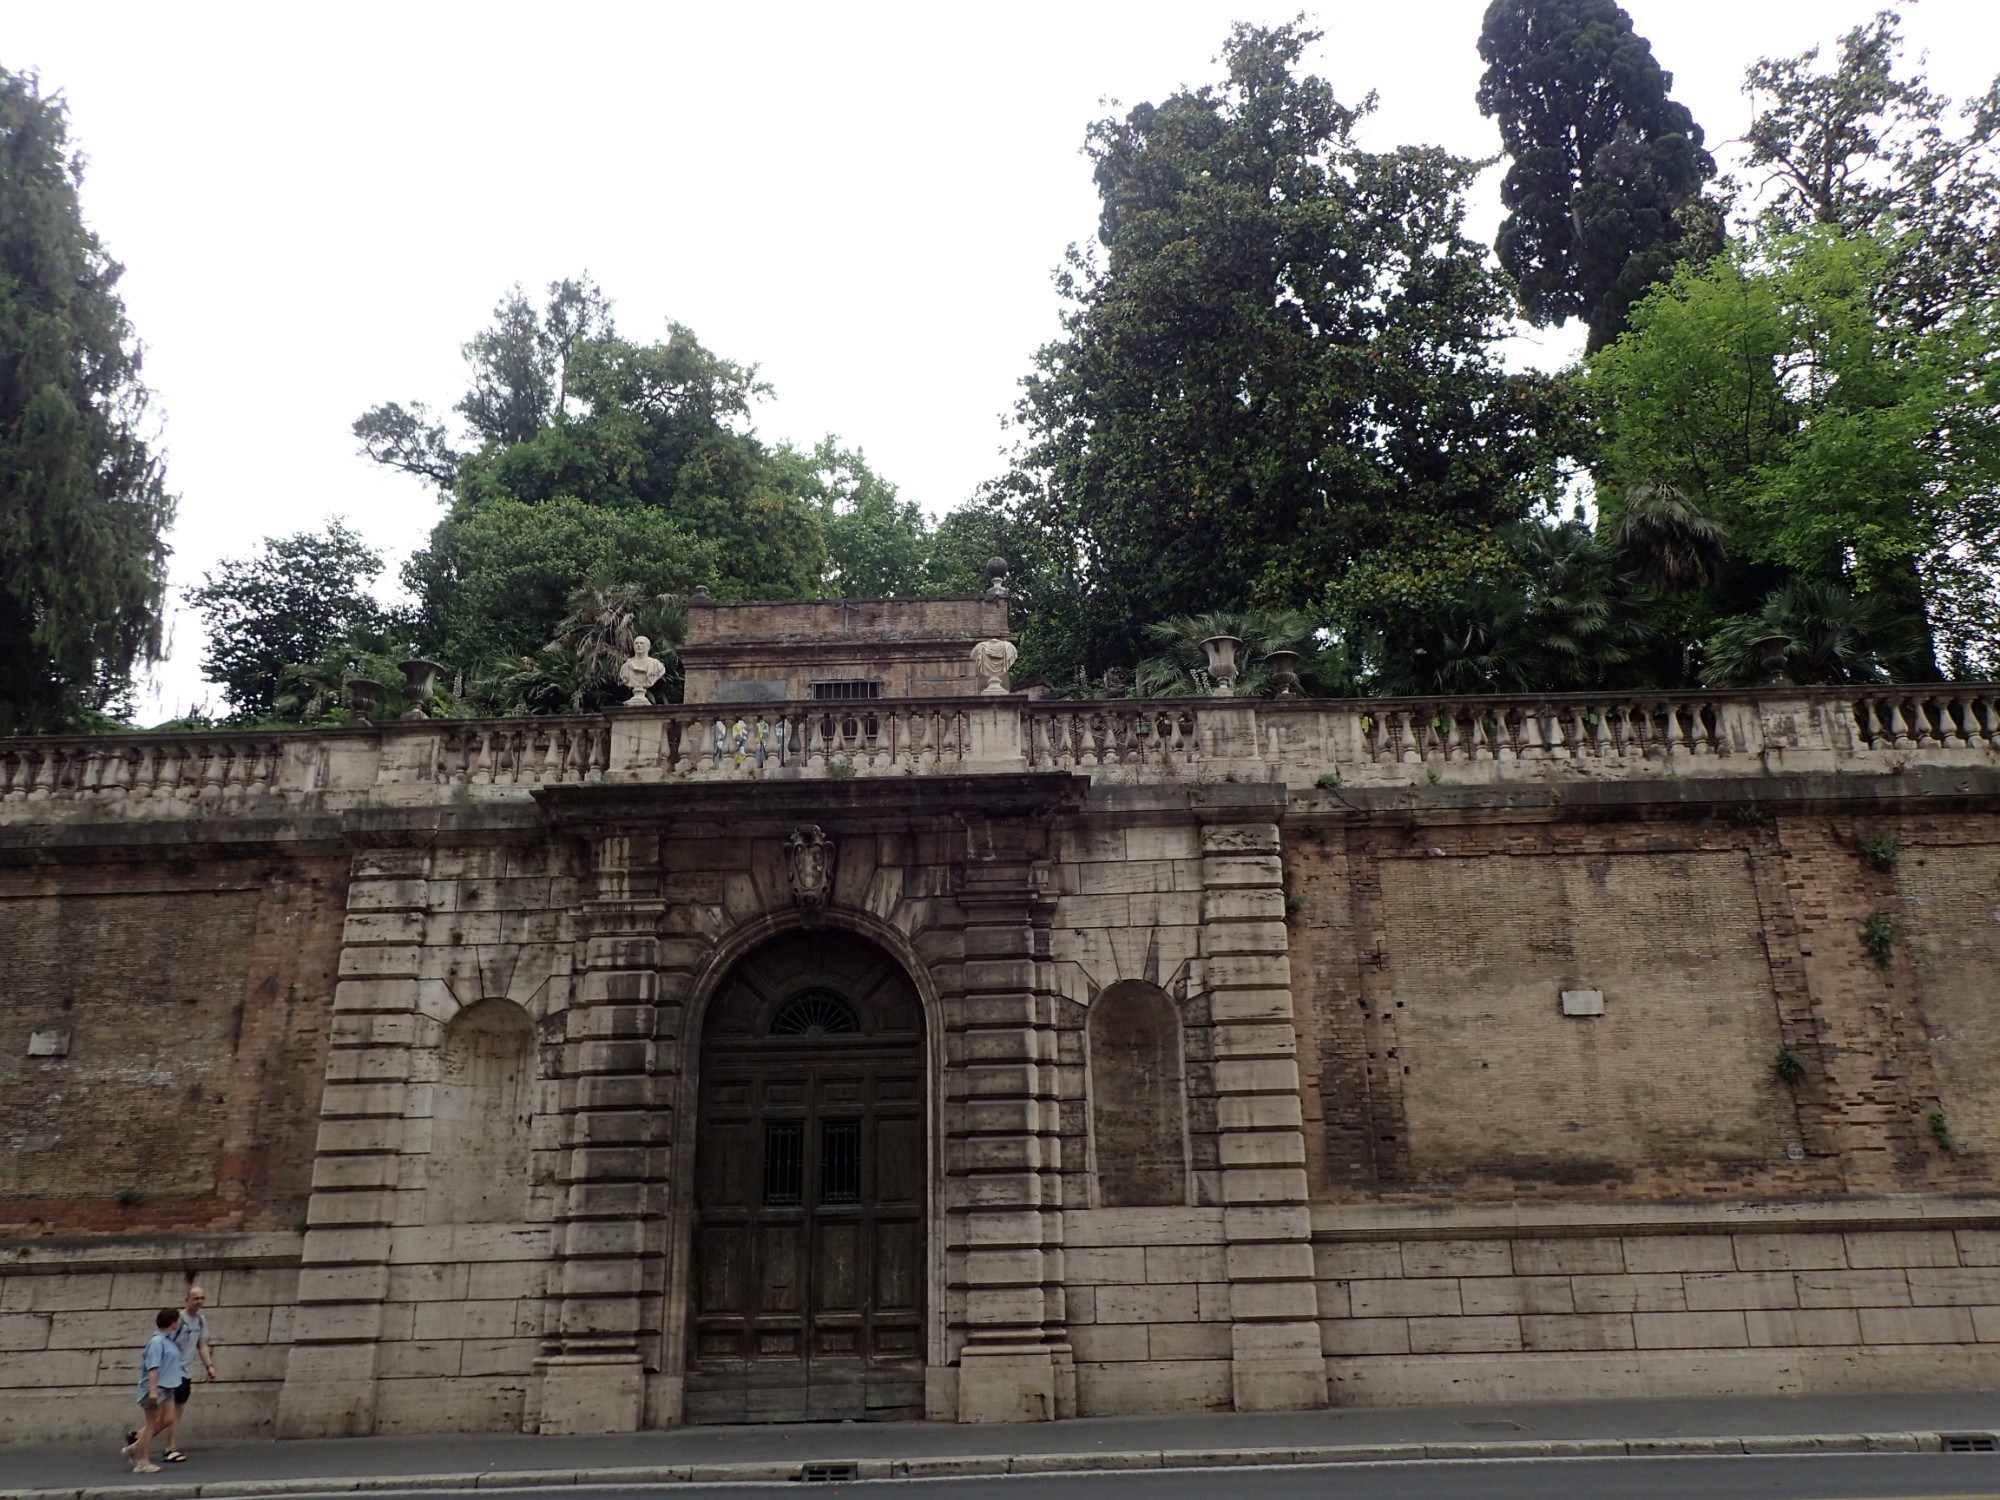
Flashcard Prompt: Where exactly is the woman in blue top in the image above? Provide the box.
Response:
[121,1309,183,1474]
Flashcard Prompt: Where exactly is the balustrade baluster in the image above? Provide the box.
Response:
[1889,699,1916,750]
[1960,704,1992,752]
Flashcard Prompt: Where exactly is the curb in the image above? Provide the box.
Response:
[4,1430,1951,1498]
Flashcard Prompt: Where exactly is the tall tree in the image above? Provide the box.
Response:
[359,288,857,674]
[353,276,614,492]
[0,70,175,731]
[1586,228,2000,675]
[1000,21,1564,676]
[185,521,384,719]
[776,438,934,598]
[1743,9,2000,332]
[1477,0,1719,352]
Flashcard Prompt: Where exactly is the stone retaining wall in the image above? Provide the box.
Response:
[0,1235,299,1444]
[1313,1203,2000,1403]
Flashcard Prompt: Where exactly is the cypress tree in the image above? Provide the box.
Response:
[0,69,174,731]
[1477,0,1718,351]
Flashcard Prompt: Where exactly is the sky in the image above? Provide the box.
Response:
[8,0,1998,720]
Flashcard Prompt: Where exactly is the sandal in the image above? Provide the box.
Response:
[132,1461,161,1474]
[162,1450,187,1462]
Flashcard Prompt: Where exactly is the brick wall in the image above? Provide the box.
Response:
[1286,811,2000,1203]
[0,856,347,1234]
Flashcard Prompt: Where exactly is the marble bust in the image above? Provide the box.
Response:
[617,636,666,706]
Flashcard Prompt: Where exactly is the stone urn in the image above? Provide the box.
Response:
[398,657,447,719]
[1198,635,1245,696]
[1749,634,1793,686]
[1264,649,1301,698]
[344,676,385,722]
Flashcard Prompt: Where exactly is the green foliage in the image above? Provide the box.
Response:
[0,69,175,733]
[1136,609,1351,698]
[1856,833,1901,871]
[185,521,385,719]
[1743,10,2000,333]
[1477,0,1720,351]
[359,286,952,686]
[925,496,1090,688]
[404,497,716,671]
[1609,480,1728,595]
[273,625,415,725]
[996,21,1566,678]
[1704,578,1926,687]
[1587,228,2000,673]
[470,583,686,716]
[1349,520,1650,696]
[1860,911,1896,966]
[1773,1046,1807,1088]
[776,438,934,598]
[1930,1110,1954,1152]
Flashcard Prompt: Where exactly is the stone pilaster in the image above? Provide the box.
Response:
[277,847,429,1437]
[1199,819,1327,1412]
[536,832,663,1433]
[950,862,1074,1422]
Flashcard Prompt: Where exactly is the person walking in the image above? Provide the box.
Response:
[120,1309,184,1474]
[159,1284,218,1463]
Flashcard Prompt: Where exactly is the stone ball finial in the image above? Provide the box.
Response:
[984,556,1010,596]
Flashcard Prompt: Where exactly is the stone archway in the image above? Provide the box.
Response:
[684,928,926,1423]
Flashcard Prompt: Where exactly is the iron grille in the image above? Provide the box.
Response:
[809,679,882,701]
[820,1120,861,1203]
[1941,1433,1999,1452]
[763,1121,803,1204]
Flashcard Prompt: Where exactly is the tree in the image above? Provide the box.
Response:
[776,438,934,598]
[404,496,717,671]
[1586,228,2000,674]
[0,70,175,732]
[999,22,1565,677]
[1477,0,1719,351]
[1743,10,2000,331]
[354,277,615,492]
[1354,519,1650,695]
[185,521,384,719]
[1705,578,1926,686]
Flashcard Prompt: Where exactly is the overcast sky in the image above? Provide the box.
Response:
[9,1,1998,720]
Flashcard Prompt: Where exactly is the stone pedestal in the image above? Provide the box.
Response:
[1199,816,1328,1412]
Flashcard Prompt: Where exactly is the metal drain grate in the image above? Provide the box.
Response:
[799,1461,860,1482]
[1940,1433,1999,1453]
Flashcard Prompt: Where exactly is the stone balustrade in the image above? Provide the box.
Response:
[1,684,1996,823]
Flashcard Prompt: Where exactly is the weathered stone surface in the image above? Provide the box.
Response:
[7,656,2000,1437]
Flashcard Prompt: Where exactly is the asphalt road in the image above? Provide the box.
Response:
[246,1455,2000,1500]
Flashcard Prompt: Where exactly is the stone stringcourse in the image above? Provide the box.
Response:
[2,676,1999,1443]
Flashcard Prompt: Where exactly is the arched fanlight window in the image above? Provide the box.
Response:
[770,991,861,1037]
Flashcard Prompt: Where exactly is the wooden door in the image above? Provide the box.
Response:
[687,932,925,1423]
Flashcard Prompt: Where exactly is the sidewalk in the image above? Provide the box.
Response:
[7,1390,1998,1498]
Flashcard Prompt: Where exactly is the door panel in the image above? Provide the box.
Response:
[688,931,926,1424]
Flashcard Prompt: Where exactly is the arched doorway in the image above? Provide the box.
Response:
[686,928,926,1422]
